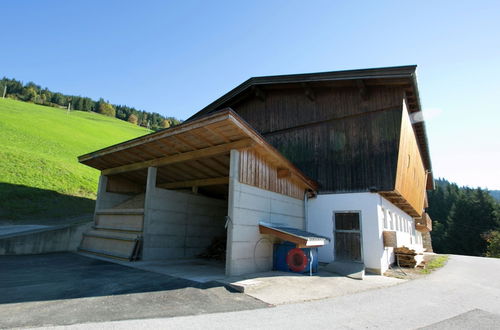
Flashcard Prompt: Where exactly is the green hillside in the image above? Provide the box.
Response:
[0,98,151,223]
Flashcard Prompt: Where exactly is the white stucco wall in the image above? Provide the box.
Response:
[378,197,424,269]
[226,150,305,276]
[307,192,424,274]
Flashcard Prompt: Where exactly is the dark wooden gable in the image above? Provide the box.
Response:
[223,85,406,193]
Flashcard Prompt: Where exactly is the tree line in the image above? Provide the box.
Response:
[427,179,500,257]
[0,77,182,131]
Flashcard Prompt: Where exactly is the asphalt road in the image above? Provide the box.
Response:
[0,253,267,329]
[52,254,500,329]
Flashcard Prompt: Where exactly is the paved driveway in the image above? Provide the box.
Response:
[53,254,500,329]
[0,253,267,328]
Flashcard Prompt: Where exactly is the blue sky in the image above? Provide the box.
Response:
[1,0,499,189]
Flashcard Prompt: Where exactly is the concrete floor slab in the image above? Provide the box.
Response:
[79,252,226,283]
[219,269,405,305]
[82,253,404,304]
[117,258,227,283]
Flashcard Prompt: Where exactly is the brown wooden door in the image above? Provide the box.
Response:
[334,212,362,262]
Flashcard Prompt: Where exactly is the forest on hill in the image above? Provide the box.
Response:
[427,179,500,258]
[0,77,182,131]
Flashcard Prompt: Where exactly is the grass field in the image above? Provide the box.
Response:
[0,98,151,223]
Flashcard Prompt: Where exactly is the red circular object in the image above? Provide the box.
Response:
[286,248,308,272]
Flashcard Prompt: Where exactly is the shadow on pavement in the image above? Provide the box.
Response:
[0,252,234,304]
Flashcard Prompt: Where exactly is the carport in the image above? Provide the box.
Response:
[78,109,317,276]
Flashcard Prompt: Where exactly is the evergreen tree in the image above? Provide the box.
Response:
[445,188,499,256]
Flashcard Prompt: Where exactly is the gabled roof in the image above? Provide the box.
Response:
[78,109,317,193]
[187,65,434,189]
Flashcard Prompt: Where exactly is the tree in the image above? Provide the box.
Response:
[161,119,171,128]
[98,101,116,117]
[484,231,500,258]
[445,188,499,256]
[128,114,138,125]
[23,87,37,102]
[0,76,180,131]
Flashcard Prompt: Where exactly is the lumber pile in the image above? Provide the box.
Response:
[394,246,422,268]
[198,236,227,260]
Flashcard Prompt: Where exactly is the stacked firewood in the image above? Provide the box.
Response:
[394,246,421,268]
[198,236,227,261]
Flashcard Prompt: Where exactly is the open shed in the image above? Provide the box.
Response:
[78,109,318,276]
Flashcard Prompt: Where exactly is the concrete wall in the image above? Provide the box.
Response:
[0,222,92,255]
[307,192,424,274]
[142,168,227,260]
[226,150,305,276]
[95,175,135,211]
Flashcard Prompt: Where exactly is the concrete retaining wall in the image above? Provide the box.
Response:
[142,174,227,260]
[95,175,135,210]
[226,150,305,276]
[0,222,93,255]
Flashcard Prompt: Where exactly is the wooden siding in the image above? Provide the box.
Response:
[393,101,427,216]
[230,86,405,192]
[239,149,306,199]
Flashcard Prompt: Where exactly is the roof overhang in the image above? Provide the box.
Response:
[186,65,434,189]
[78,109,318,194]
[259,222,330,248]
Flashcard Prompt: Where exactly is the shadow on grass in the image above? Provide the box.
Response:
[0,183,95,224]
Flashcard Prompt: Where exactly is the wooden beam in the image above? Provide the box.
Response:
[301,83,315,101]
[259,225,308,247]
[158,177,229,189]
[252,86,266,102]
[356,79,368,101]
[277,168,291,178]
[102,139,254,176]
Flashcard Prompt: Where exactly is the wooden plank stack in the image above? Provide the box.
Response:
[198,236,227,261]
[394,246,421,268]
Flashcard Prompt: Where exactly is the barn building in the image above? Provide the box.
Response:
[78,65,433,276]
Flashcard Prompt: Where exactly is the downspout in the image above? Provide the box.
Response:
[304,191,309,231]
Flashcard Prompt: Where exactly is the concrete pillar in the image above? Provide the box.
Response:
[94,174,108,217]
[142,167,157,260]
[225,149,239,276]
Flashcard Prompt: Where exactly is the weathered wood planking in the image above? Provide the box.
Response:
[230,86,404,192]
[239,149,306,200]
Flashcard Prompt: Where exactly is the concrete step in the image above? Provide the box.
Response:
[92,225,142,233]
[95,210,144,232]
[78,247,132,261]
[96,208,144,215]
[113,194,145,209]
[323,261,365,280]
[83,229,140,241]
[79,232,141,261]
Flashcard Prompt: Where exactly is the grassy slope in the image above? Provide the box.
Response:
[0,98,151,223]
